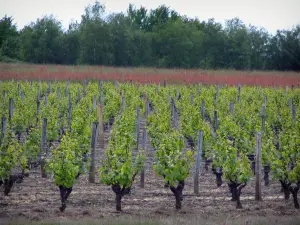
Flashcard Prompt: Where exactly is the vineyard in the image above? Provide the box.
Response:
[0,80,300,223]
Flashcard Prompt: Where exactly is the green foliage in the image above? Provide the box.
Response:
[47,134,80,188]
[0,15,18,47]
[22,127,41,163]
[99,107,145,188]
[176,86,214,155]
[40,95,60,142]
[0,128,22,180]
[19,15,64,64]
[153,131,194,186]
[223,152,252,184]
[272,121,300,184]
[102,84,121,123]
[146,85,195,187]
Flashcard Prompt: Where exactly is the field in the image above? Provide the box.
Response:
[1,63,300,86]
[0,65,300,225]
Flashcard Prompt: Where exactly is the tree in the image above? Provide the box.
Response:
[1,3,300,71]
[0,15,20,59]
[0,36,21,59]
[20,16,64,64]
[108,13,135,66]
[61,22,80,64]
[224,18,251,70]
[247,26,270,70]
[0,15,18,47]
[78,1,113,65]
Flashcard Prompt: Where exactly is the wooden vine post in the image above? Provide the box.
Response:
[36,95,40,124]
[255,132,262,201]
[89,122,99,183]
[77,87,81,103]
[57,87,60,99]
[292,104,296,124]
[264,96,267,106]
[140,128,147,188]
[3,90,6,99]
[99,81,104,106]
[238,84,241,102]
[122,92,126,109]
[44,94,48,107]
[98,104,105,150]
[83,80,87,97]
[140,98,150,188]
[194,130,203,195]
[1,117,6,142]
[48,81,51,94]
[40,118,47,178]
[18,83,21,96]
[21,92,25,102]
[214,110,219,132]
[67,93,72,130]
[65,80,70,96]
[261,105,266,133]
[201,100,205,120]
[229,102,234,114]
[190,94,194,104]
[289,98,293,109]
[9,98,14,121]
[115,80,120,93]
[93,95,97,109]
[37,82,40,100]
[98,80,102,96]
[146,98,150,117]
[136,107,140,150]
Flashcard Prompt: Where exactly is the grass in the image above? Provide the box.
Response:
[1,62,300,77]
[6,215,300,225]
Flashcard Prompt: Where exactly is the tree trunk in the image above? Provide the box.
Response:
[116,193,122,211]
[170,181,184,210]
[59,186,67,212]
[215,168,223,187]
[112,183,131,212]
[236,183,246,209]
[204,158,212,171]
[65,187,73,200]
[59,185,73,212]
[112,184,122,211]
[174,190,182,209]
[289,184,300,209]
[17,132,21,142]
[236,189,242,209]
[251,161,256,175]
[228,183,237,201]
[280,180,291,200]
[263,165,270,186]
[204,160,209,170]
[229,182,246,209]
[4,178,13,196]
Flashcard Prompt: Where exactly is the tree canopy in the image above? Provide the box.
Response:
[0,1,299,71]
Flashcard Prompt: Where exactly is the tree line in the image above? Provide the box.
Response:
[1,1,300,71]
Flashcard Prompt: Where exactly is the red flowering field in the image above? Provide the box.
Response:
[1,63,300,86]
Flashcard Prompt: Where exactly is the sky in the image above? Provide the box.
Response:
[1,0,300,34]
